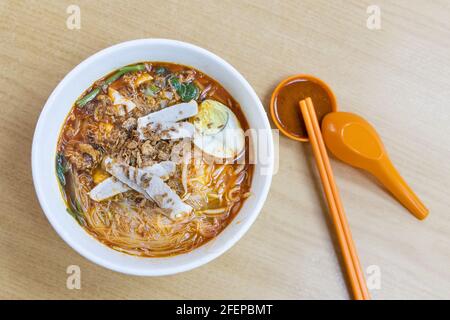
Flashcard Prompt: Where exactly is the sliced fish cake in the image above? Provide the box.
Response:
[137,100,198,135]
[89,177,131,202]
[102,157,191,219]
[89,160,176,201]
[142,174,192,220]
[139,121,195,140]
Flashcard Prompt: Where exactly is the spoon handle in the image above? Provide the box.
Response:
[371,155,429,220]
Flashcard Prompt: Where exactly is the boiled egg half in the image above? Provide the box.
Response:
[193,99,245,159]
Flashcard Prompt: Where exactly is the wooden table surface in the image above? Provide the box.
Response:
[1,0,449,300]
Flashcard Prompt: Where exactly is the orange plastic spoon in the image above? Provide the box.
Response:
[322,112,429,220]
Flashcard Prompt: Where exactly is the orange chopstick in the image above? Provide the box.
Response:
[299,98,370,300]
[305,98,370,299]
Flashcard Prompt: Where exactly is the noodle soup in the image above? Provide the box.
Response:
[56,62,253,257]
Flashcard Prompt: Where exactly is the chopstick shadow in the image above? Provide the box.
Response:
[262,83,353,298]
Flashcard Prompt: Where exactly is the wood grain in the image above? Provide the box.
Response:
[0,0,449,299]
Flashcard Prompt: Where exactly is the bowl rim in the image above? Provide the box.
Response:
[32,38,274,276]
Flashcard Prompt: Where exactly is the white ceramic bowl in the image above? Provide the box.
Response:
[32,39,274,276]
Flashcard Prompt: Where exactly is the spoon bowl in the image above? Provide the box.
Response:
[322,112,429,220]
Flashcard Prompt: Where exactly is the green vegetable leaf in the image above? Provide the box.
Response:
[105,72,123,85]
[78,64,146,107]
[118,64,145,73]
[169,77,199,102]
[155,66,167,75]
[74,199,83,213]
[76,87,100,107]
[182,82,199,102]
[66,207,77,219]
[105,64,146,86]
[67,198,86,226]
[56,153,68,186]
[56,167,66,186]
[66,208,86,226]
[143,84,160,97]
[169,76,182,91]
